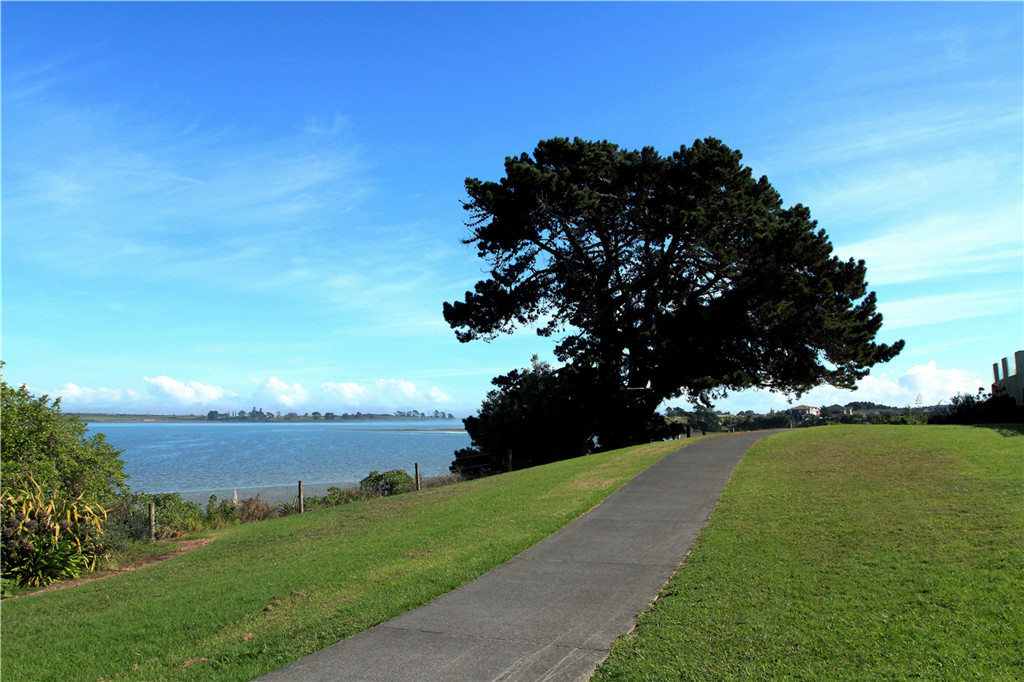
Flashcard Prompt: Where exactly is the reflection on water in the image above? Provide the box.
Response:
[88,420,470,499]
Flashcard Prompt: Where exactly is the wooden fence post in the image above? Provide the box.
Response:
[148,501,155,543]
[298,480,304,514]
[415,463,421,491]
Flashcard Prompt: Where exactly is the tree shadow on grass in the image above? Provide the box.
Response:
[963,423,1024,438]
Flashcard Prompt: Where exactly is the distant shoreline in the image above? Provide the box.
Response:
[73,412,462,424]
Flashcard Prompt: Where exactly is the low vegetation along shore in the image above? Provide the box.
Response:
[3,426,1021,681]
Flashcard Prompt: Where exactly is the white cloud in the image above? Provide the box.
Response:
[55,383,142,409]
[373,379,454,406]
[427,387,454,404]
[251,377,310,408]
[896,362,983,403]
[780,362,984,408]
[322,381,370,403]
[711,361,987,414]
[374,379,420,401]
[142,376,237,404]
[319,378,453,410]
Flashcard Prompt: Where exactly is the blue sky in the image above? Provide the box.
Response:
[3,2,1021,417]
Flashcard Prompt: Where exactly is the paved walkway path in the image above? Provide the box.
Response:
[256,430,777,682]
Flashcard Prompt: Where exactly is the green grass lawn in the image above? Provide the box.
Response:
[0,438,689,682]
[593,425,1024,681]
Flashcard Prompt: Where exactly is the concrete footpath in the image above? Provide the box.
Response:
[256,430,776,682]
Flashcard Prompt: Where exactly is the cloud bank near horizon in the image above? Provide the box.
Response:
[44,374,456,416]
[41,361,988,417]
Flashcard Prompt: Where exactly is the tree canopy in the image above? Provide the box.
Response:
[444,137,904,450]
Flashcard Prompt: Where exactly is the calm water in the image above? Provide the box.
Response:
[87,420,469,503]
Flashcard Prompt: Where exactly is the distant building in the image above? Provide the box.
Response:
[993,351,1024,405]
[824,404,851,416]
[788,405,820,419]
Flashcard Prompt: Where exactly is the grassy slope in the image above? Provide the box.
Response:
[1,438,689,682]
[594,425,1024,681]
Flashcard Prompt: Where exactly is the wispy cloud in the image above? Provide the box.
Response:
[3,70,371,292]
[878,290,1019,331]
[837,205,1023,286]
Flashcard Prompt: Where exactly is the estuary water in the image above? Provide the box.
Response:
[86,420,470,504]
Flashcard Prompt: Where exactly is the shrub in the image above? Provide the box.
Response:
[105,492,204,547]
[279,486,362,515]
[204,495,238,527]
[321,485,360,505]
[1,478,107,586]
[359,469,414,497]
[237,495,277,522]
[277,497,302,516]
[306,486,360,510]
[452,357,600,478]
[1,376,128,506]
[932,388,1024,424]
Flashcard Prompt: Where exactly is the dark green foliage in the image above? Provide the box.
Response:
[1,375,128,506]
[444,137,903,451]
[452,357,603,477]
[303,486,360,509]
[0,374,127,585]
[846,400,898,411]
[687,405,724,433]
[932,388,1024,424]
[731,412,795,430]
[359,469,414,497]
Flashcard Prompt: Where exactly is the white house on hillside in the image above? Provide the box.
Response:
[788,405,821,419]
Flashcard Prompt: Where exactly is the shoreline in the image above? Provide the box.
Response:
[174,482,359,506]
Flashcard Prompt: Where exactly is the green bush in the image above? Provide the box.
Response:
[237,495,277,522]
[1,376,127,506]
[204,495,238,527]
[302,486,360,511]
[105,492,204,547]
[279,486,362,515]
[359,469,414,497]
[277,497,302,516]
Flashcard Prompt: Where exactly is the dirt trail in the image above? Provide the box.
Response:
[8,537,214,599]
